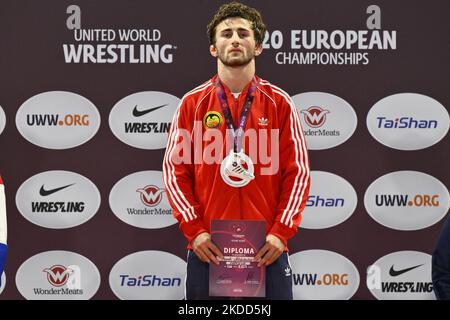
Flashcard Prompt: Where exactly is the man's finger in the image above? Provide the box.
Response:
[257,247,274,267]
[208,242,224,260]
[265,249,282,266]
[204,247,220,265]
[194,249,210,264]
[255,244,270,262]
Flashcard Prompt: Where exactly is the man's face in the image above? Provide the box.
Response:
[210,17,262,67]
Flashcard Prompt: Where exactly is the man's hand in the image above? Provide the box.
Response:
[255,234,285,267]
[192,232,224,265]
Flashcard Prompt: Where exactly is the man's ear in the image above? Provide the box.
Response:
[254,44,263,56]
[210,44,218,57]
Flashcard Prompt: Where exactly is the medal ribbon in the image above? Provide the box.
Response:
[215,76,257,152]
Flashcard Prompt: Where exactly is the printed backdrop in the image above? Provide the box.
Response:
[0,0,449,299]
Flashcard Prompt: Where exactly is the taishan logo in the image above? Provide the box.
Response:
[136,185,165,207]
[301,106,330,128]
[306,195,345,207]
[109,251,186,299]
[376,117,438,129]
[119,274,181,287]
[367,93,449,151]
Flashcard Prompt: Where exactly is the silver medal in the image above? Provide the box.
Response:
[220,149,255,188]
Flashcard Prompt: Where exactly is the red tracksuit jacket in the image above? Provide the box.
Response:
[163,75,310,249]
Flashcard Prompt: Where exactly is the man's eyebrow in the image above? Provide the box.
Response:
[219,27,251,33]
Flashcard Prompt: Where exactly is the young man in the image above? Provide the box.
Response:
[432,215,450,299]
[163,2,310,300]
[0,176,7,288]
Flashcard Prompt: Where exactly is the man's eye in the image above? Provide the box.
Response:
[239,32,249,38]
[223,33,232,38]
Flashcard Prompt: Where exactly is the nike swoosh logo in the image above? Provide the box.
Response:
[132,104,168,117]
[39,183,75,196]
[389,264,424,277]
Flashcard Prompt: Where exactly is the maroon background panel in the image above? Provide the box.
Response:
[0,0,448,299]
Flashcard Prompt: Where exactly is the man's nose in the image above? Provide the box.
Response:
[231,31,241,45]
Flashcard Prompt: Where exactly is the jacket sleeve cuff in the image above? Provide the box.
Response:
[269,222,297,247]
[180,219,208,243]
[0,243,7,276]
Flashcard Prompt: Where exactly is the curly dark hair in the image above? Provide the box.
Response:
[207,2,267,46]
